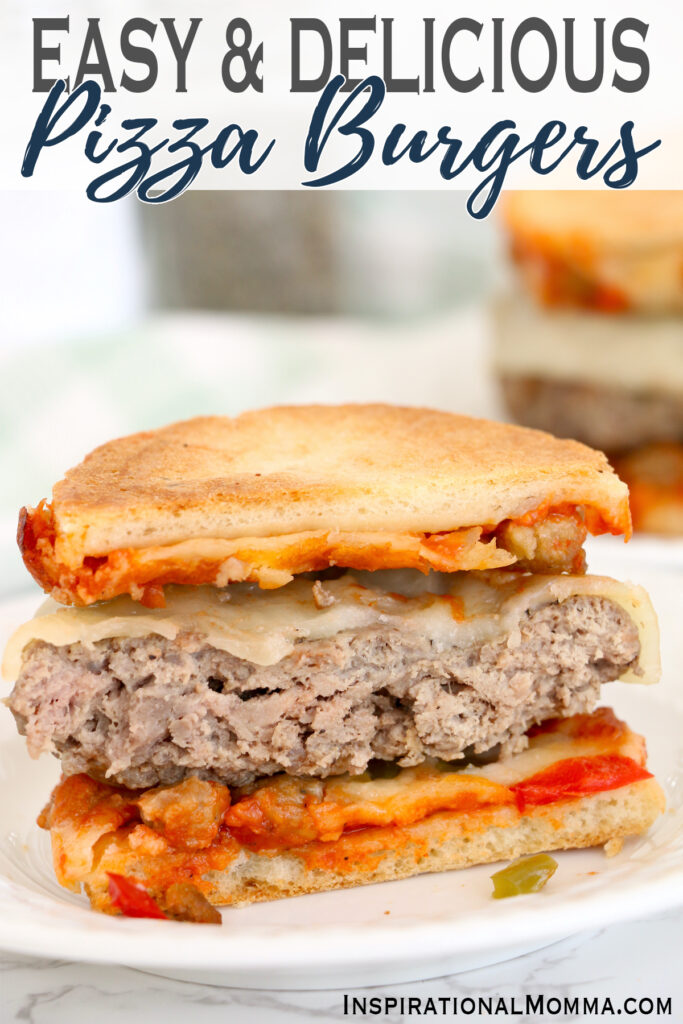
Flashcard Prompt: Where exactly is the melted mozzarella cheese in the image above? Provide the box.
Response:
[492,293,683,393]
[325,723,646,805]
[2,570,659,684]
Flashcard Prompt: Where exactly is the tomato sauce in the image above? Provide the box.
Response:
[19,497,629,607]
[510,237,630,313]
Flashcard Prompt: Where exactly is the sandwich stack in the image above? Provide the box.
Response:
[493,191,683,535]
[3,405,665,921]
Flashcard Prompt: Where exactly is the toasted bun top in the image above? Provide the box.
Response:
[45,405,629,561]
[503,190,683,252]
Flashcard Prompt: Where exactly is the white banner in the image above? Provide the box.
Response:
[1,0,680,212]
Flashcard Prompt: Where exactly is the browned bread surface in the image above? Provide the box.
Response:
[87,780,664,909]
[45,405,630,561]
[202,780,666,905]
[502,192,683,312]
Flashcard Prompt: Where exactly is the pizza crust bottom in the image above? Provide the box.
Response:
[183,779,665,908]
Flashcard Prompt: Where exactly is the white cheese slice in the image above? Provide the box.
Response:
[328,727,645,804]
[2,570,659,685]
[492,292,683,394]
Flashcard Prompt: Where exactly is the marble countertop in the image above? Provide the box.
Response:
[3,909,680,1022]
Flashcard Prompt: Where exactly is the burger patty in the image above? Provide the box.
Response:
[501,375,683,454]
[9,596,640,789]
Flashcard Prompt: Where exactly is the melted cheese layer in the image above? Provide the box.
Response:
[2,570,660,684]
[492,293,683,394]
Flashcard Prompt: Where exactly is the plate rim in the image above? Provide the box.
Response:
[0,858,682,970]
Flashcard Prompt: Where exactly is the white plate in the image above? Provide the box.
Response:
[1,545,682,990]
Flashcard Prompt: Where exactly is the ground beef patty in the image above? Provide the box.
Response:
[9,596,640,788]
[501,375,683,454]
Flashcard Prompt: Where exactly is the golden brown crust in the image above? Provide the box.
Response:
[78,781,666,912]
[19,406,630,604]
[502,191,683,313]
[205,780,666,907]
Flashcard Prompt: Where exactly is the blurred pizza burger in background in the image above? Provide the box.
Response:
[493,191,683,535]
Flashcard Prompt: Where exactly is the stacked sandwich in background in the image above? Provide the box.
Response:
[493,191,683,535]
[3,406,665,921]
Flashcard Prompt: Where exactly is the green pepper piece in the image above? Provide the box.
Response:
[490,854,558,899]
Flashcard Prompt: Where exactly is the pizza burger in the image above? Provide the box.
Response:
[3,405,665,921]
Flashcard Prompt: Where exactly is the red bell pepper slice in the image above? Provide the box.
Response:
[511,754,652,812]
[107,872,167,919]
